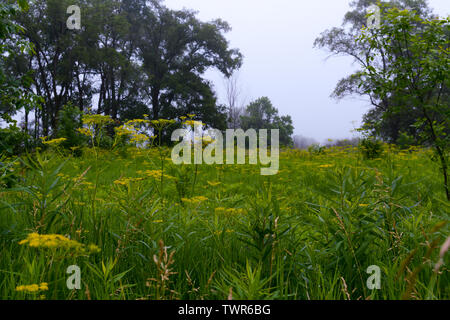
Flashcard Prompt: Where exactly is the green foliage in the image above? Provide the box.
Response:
[397,131,417,150]
[0,145,449,300]
[0,124,29,156]
[359,137,384,160]
[56,103,86,155]
[357,8,449,199]
[0,0,38,124]
[0,155,19,188]
[314,0,439,144]
[9,0,241,137]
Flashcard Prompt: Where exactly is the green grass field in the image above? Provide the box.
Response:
[0,144,448,300]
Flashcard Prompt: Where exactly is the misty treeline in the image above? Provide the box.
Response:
[2,0,244,138]
[293,136,360,150]
[1,0,298,147]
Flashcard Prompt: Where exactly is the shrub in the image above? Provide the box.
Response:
[56,103,86,155]
[0,124,29,156]
[396,131,416,150]
[359,137,384,160]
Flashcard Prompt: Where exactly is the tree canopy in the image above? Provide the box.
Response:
[5,0,243,138]
[314,0,446,144]
[356,7,449,199]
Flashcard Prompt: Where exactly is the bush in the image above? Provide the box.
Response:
[359,137,384,160]
[56,103,86,155]
[396,131,416,150]
[98,134,114,150]
[0,155,19,188]
[0,124,29,156]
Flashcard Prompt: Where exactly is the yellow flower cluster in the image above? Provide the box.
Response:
[150,119,176,130]
[194,136,214,147]
[19,233,100,254]
[130,133,149,144]
[16,283,48,293]
[126,119,150,126]
[183,120,203,127]
[115,119,154,145]
[215,207,247,217]
[115,125,135,137]
[77,127,93,137]
[82,114,114,127]
[318,164,334,168]
[41,137,67,146]
[181,196,208,205]
[143,170,175,181]
[113,177,145,186]
[214,229,235,236]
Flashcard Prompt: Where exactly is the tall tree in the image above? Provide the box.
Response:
[12,0,88,136]
[137,3,242,127]
[10,0,242,136]
[314,0,437,143]
[83,0,139,120]
[357,8,449,199]
[0,0,37,127]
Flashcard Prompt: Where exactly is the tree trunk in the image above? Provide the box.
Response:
[151,86,161,120]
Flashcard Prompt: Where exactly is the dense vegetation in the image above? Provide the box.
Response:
[0,0,448,300]
[1,140,449,299]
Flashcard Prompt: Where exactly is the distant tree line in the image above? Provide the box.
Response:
[2,0,243,138]
[1,0,297,149]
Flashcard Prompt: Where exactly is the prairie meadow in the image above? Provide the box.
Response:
[1,135,448,300]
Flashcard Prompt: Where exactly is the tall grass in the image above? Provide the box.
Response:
[0,145,448,300]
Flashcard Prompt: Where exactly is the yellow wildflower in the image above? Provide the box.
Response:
[150,119,176,130]
[183,120,203,127]
[181,196,208,205]
[16,283,48,293]
[81,114,114,127]
[77,127,93,137]
[41,137,67,146]
[19,233,100,255]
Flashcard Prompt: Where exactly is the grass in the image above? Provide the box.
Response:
[0,144,448,300]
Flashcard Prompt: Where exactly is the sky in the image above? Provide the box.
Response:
[164,0,449,142]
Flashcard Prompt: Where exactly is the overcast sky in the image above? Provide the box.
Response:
[165,0,449,142]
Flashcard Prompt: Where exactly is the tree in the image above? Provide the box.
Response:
[83,0,140,121]
[314,0,437,143]
[240,97,294,146]
[0,0,41,153]
[9,0,242,137]
[357,8,449,200]
[137,2,242,128]
[0,0,37,125]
